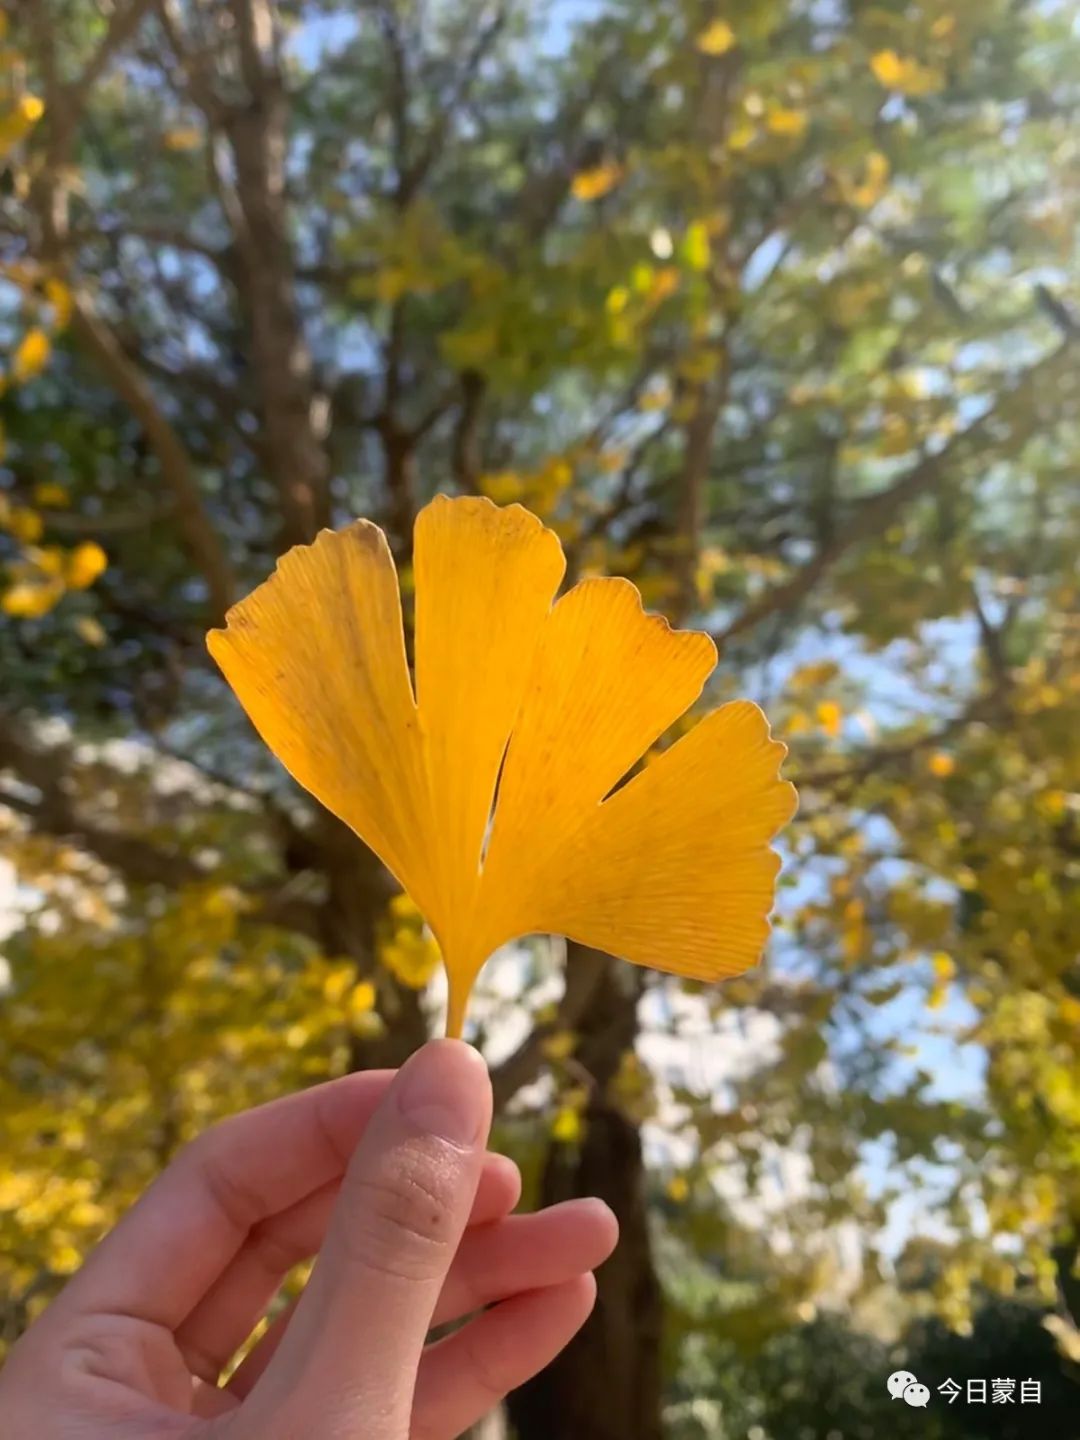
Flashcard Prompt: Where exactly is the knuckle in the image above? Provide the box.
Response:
[461,1318,513,1404]
[342,1154,459,1282]
[185,1127,265,1234]
[60,1314,152,1391]
[247,1219,307,1277]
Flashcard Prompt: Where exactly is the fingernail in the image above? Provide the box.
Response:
[396,1039,490,1148]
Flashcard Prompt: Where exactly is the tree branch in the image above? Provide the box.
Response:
[218,0,331,544]
[21,0,153,163]
[68,297,236,620]
[450,369,486,491]
[0,715,320,937]
[714,343,1074,646]
[399,2,508,204]
[490,943,614,1108]
[0,716,204,890]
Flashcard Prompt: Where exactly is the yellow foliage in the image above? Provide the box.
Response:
[551,1105,583,1144]
[374,266,408,304]
[831,278,883,328]
[638,379,673,412]
[74,615,107,647]
[7,506,43,543]
[570,161,624,202]
[321,962,355,1004]
[66,541,108,590]
[679,349,721,384]
[44,277,74,329]
[841,897,865,963]
[1035,788,1067,821]
[666,1174,690,1203]
[682,221,712,272]
[346,980,377,1018]
[850,151,890,208]
[541,1030,578,1062]
[766,106,808,140]
[816,700,843,738]
[163,126,202,152]
[647,267,681,306]
[597,447,628,474]
[932,952,955,981]
[13,327,51,382]
[926,981,948,1011]
[479,470,525,503]
[380,920,441,990]
[696,20,737,56]
[33,481,69,508]
[440,323,498,369]
[2,579,63,618]
[789,661,840,691]
[880,413,913,455]
[605,285,630,314]
[870,50,945,97]
[0,93,44,155]
[928,751,956,778]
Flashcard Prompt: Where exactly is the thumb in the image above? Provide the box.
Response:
[240,1040,491,1439]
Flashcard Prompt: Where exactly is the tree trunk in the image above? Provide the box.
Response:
[506,952,664,1440]
[465,1411,508,1440]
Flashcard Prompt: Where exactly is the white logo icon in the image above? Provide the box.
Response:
[886,1370,929,1406]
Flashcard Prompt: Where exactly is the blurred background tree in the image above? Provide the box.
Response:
[1,0,1078,1435]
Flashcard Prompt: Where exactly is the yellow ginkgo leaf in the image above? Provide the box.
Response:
[870,49,944,97]
[480,470,526,504]
[666,1174,690,1203]
[347,980,377,1018]
[638,379,673,412]
[542,1030,578,1062]
[44,277,74,329]
[931,952,955,981]
[73,615,107,647]
[163,125,202,152]
[66,540,107,590]
[13,327,50,382]
[727,120,757,152]
[33,481,69,508]
[766,106,808,139]
[551,1105,584,1144]
[682,220,712,272]
[696,19,736,56]
[2,578,63,619]
[208,497,796,1037]
[33,546,66,578]
[570,161,624,202]
[381,927,442,989]
[6,506,43,543]
[0,93,44,156]
[851,150,890,208]
[816,700,843,738]
[647,267,681,305]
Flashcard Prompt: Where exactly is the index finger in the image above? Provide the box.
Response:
[55,1070,395,1329]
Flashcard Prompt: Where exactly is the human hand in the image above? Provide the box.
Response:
[0,1040,617,1439]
